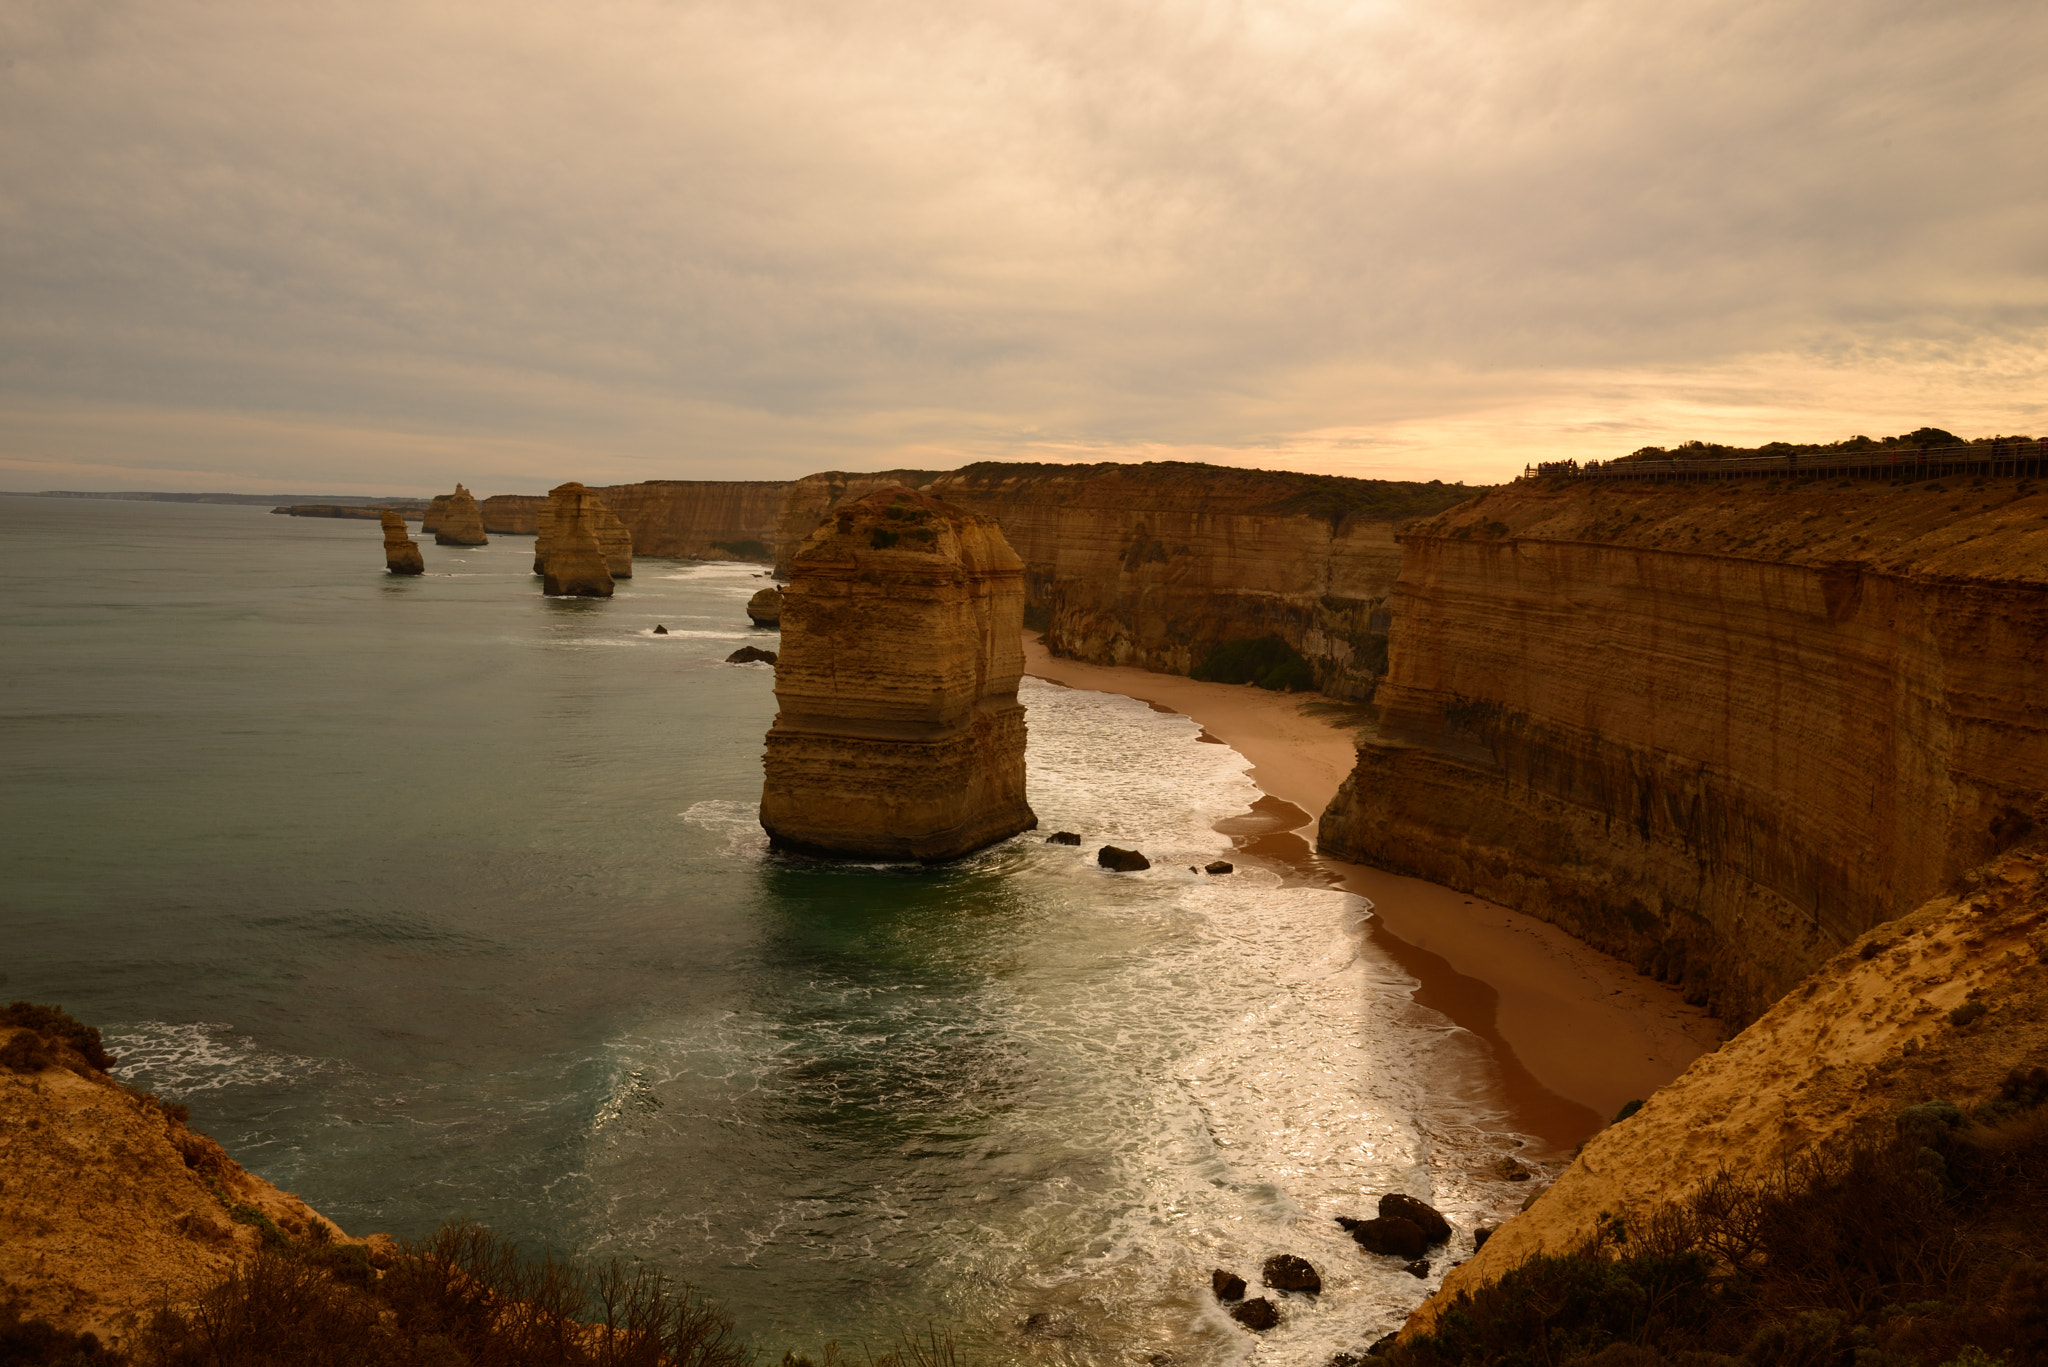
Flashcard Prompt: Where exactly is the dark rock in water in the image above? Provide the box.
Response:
[1520,1184,1548,1212]
[1262,1254,1320,1295]
[746,586,783,627]
[1046,832,1082,846]
[1498,1156,1531,1181]
[1097,845,1150,872]
[1337,1214,1426,1260]
[1019,1313,1076,1340]
[726,646,778,665]
[1204,860,1234,874]
[1330,1356,1364,1367]
[1404,1260,1430,1279]
[653,624,668,635]
[1472,1225,1495,1251]
[1380,1193,1453,1244]
[1368,1333,1400,1358]
[1229,1298,1279,1331]
[1211,1269,1245,1301]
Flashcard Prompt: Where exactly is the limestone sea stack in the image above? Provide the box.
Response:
[433,484,488,546]
[539,482,615,597]
[746,586,782,626]
[759,487,1036,860]
[380,509,425,575]
[533,490,630,577]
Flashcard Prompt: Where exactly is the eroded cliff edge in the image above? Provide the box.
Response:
[1319,475,2048,1024]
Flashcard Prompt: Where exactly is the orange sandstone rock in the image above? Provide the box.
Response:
[380,509,424,575]
[540,483,615,597]
[745,587,782,626]
[0,1029,362,1345]
[431,484,488,546]
[760,487,1036,860]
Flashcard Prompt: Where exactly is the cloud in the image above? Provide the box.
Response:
[1,0,2042,493]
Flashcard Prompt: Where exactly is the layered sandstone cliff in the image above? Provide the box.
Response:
[596,480,789,561]
[1319,476,2048,1023]
[1405,842,2048,1335]
[431,484,488,546]
[593,498,633,579]
[539,483,614,597]
[380,509,425,575]
[770,463,1474,699]
[760,487,1036,860]
[1,1022,355,1343]
[479,493,544,534]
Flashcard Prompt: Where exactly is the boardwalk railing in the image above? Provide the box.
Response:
[1523,440,2048,484]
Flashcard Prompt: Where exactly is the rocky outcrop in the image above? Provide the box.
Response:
[538,483,615,597]
[1404,843,2048,1336]
[380,510,424,575]
[532,488,629,579]
[479,493,544,534]
[726,646,777,665]
[431,484,488,546]
[746,587,782,626]
[1,1016,355,1343]
[759,487,1036,860]
[1319,477,2048,1024]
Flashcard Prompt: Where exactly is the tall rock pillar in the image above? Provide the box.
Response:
[540,483,616,597]
[533,490,631,578]
[760,486,1036,860]
[433,484,489,546]
[380,510,425,575]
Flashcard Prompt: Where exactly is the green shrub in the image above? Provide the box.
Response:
[1191,636,1315,692]
[0,1002,115,1074]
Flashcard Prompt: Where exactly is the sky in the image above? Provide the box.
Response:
[2,0,2044,495]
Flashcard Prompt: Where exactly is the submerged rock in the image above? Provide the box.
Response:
[380,510,424,575]
[726,646,778,665]
[1338,1214,1426,1260]
[1097,846,1150,872]
[1380,1193,1453,1244]
[1211,1269,1246,1302]
[1404,1260,1431,1279]
[432,484,488,546]
[1045,831,1082,846]
[540,483,615,598]
[1262,1254,1321,1295]
[1204,860,1234,874]
[1472,1226,1495,1251]
[1229,1298,1280,1331]
[746,586,783,627]
[759,487,1037,861]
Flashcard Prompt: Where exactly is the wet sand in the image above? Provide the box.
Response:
[1023,636,1720,1154]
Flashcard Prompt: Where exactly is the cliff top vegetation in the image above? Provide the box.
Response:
[940,460,1483,526]
[1615,426,2035,463]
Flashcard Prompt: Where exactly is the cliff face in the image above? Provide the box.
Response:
[596,480,789,561]
[431,484,488,546]
[479,493,543,534]
[760,486,1036,861]
[1319,477,2048,1023]
[539,483,615,597]
[380,509,425,575]
[1,1028,352,1342]
[1405,843,2048,1335]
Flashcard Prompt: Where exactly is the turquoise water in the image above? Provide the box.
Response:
[0,495,1534,1363]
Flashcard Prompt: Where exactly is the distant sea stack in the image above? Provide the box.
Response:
[380,510,425,575]
[432,484,488,546]
[746,586,782,626]
[759,487,1036,861]
[539,482,615,597]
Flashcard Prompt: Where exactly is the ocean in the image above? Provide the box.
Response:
[0,494,1538,1363]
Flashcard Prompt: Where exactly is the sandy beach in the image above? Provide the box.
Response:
[1024,635,1719,1152]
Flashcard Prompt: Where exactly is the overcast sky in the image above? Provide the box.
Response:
[2,0,2043,494]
